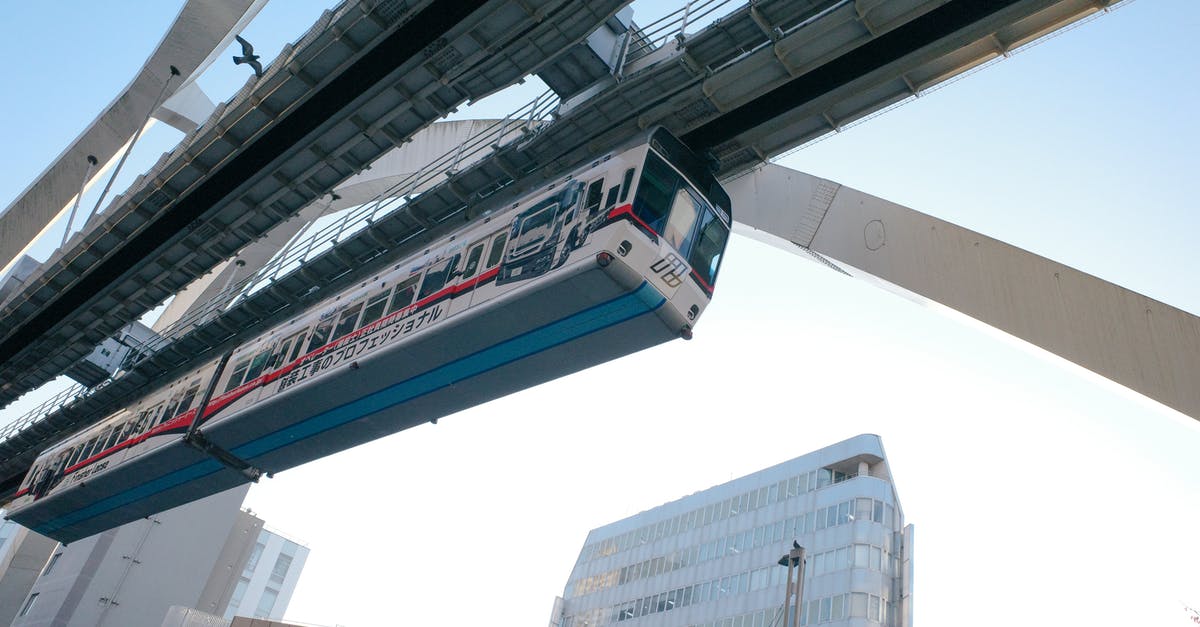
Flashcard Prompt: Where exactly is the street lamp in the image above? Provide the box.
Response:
[778,541,806,627]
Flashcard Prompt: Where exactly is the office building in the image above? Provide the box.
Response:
[552,434,913,627]
[0,518,57,626]
[5,485,308,627]
[222,522,309,621]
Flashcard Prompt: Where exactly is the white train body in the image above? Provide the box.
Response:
[6,129,732,543]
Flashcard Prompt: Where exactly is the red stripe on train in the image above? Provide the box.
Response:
[47,263,508,482]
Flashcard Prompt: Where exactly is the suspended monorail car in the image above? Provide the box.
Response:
[5,128,732,543]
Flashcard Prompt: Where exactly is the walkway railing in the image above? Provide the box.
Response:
[624,0,742,58]
[0,0,766,448]
[0,382,90,444]
[0,88,564,447]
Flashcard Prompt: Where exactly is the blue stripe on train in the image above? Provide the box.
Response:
[35,282,665,536]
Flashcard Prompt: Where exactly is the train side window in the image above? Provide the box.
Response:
[360,291,390,328]
[76,438,93,462]
[333,303,363,340]
[307,319,334,353]
[461,242,484,279]
[224,357,252,393]
[417,257,455,301]
[176,384,200,415]
[104,426,121,450]
[91,431,107,455]
[75,440,92,464]
[66,445,83,469]
[137,411,153,433]
[90,432,107,456]
[243,348,274,382]
[272,337,292,369]
[619,167,636,202]
[124,412,144,438]
[604,185,619,210]
[288,331,308,361]
[585,179,604,218]
[162,391,184,422]
[80,437,100,461]
[485,233,507,268]
[140,404,161,430]
[104,426,120,449]
[388,276,419,314]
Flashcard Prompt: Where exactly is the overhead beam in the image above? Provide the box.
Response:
[727,164,1200,422]
[0,0,265,275]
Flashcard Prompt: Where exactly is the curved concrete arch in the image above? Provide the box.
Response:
[727,163,1200,423]
[0,0,266,275]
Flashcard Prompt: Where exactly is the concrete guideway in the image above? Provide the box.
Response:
[683,0,1124,174]
[0,119,518,497]
[0,0,632,409]
[0,0,1148,493]
[727,164,1200,423]
[0,0,265,275]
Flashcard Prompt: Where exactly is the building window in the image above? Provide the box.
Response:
[254,587,279,618]
[42,552,61,577]
[19,593,38,617]
[269,553,293,584]
[245,541,265,574]
[228,577,250,613]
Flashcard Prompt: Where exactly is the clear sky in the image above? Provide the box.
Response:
[1,1,1198,627]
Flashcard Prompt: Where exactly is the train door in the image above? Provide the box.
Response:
[271,330,308,369]
[467,230,509,307]
[450,237,488,315]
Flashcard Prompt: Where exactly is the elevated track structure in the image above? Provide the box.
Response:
[0,0,266,276]
[4,0,1191,500]
[0,0,631,408]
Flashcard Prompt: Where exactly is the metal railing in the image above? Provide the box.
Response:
[0,0,772,449]
[232,90,559,305]
[0,382,90,444]
[624,0,742,58]
[0,88,565,447]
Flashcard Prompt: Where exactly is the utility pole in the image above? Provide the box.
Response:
[778,542,806,627]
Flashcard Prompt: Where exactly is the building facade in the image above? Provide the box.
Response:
[222,524,309,621]
[4,485,308,627]
[0,518,57,626]
[553,434,913,627]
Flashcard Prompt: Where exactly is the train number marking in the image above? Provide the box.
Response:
[651,253,688,288]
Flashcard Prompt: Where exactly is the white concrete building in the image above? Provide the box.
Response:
[4,486,308,627]
[222,524,308,621]
[553,434,913,627]
[0,518,57,626]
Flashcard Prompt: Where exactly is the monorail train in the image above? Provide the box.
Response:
[4,128,732,543]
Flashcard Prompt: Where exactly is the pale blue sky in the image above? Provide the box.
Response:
[1,2,1198,626]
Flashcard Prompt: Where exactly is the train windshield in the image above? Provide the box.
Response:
[632,149,730,288]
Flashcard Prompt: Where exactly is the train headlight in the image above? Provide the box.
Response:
[596,252,613,267]
[617,240,632,256]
